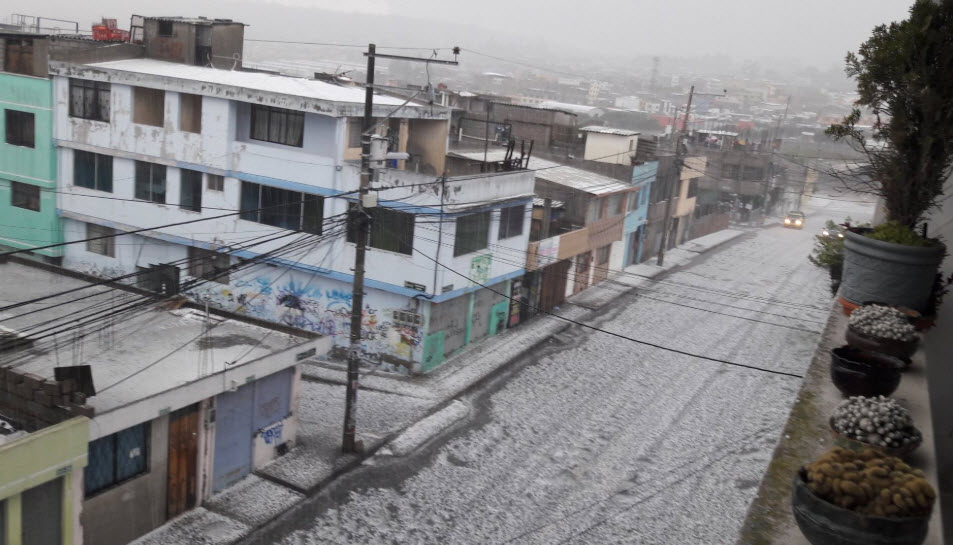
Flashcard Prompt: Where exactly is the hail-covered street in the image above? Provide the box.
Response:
[262,193,873,545]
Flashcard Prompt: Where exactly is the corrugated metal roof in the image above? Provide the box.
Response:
[449,150,631,195]
[147,16,244,25]
[580,126,639,136]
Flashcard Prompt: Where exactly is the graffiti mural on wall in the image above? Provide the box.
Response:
[185,268,424,373]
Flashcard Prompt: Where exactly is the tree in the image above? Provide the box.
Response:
[826,0,953,229]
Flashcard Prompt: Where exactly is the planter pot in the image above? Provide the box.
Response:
[829,264,843,297]
[845,326,919,363]
[830,346,904,397]
[792,469,930,545]
[828,416,922,458]
[840,230,945,314]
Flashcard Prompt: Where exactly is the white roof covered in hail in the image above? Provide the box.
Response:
[0,261,316,417]
[580,126,639,136]
[85,59,414,107]
[450,150,631,195]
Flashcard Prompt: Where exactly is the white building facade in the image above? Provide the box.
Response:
[49,58,534,374]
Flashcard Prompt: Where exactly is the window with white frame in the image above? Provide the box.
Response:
[454,211,490,257]
[134,161,166,204]
[497,205,524,239]
[68,79,110,122]
[86,223,116,257]
[250,105,304,147]
[73,151,113,192]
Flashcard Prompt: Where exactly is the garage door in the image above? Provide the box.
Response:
[212,383,254,492]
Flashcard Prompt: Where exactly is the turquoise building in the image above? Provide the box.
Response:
[0,34,61,263]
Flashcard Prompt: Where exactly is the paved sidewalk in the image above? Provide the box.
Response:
[131,228,747,545]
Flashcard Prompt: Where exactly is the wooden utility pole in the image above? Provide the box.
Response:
[657,85,694,266]
[342,45,459,454]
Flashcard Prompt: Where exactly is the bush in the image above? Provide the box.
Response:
[808,220,846,271]
[864,221,932,248]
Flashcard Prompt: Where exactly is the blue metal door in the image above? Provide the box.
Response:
[213,383,254,492]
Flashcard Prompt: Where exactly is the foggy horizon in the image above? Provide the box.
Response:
[11,0,912,82]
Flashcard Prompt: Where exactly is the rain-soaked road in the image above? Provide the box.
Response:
[254,194,873,545]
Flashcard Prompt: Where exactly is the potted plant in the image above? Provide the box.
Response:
[825,0,953,314]
[846,304,919,361]
[792,447,935,545]
[829,346,904,398]
[829,396,922,457]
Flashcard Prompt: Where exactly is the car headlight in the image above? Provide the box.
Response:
[837,233,844,238]
[784,219,791,224]
[822,229,830,236]
[795,219,802,225]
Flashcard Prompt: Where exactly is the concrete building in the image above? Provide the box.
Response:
[624,161,656,266]
[0,33,60,264]
[48,55,533,375]
[0,259,329,545]
[579,126,639,165]
[448,150,639,312]
[641,155,705,260]
[137,16,244,69]
[0,416,89,545]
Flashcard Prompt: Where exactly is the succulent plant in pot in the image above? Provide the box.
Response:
[792,447,935,545]
[846,304,919,361]
[825,0,953,314]
[830,396,922,456]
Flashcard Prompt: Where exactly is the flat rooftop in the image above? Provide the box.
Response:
[50,59,447,118]
[449,150,631,195]
[0,262,327,436]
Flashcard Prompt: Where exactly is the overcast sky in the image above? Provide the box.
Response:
[18,0,913,74]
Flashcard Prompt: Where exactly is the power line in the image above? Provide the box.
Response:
[409,241,804,379]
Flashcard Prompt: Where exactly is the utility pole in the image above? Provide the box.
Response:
[342,45,459,454]
[342,43,376,454]
[762,95,790,223]
[657,85,694,266]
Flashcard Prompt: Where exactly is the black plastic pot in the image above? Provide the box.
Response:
[845,326,918,363]
[830,346,903,397]
[792,469,929,545]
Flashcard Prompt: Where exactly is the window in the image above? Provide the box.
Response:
[346,204,414,255]
[347,118,363,148]
[454,211,490,257]
[687,178,698,199]
[3,38,34,75]
[133,87,165,127]
[240,181,322,233]
[180,169,203,212]
[68,79,110,122]
[722,164,739,179]
[597,244,611,265]
[250,105,304,147]
[86,223,116,257]
[206,173,224,191]
[84,422,149,497]
[134,161,166,204]
[179,93,202,133]
[498,205,524,239]
[5,109,34,147]
[10,181,40,211]
[609,195,624,216]
[627,190,639,211]
[73,151,113,192]
[188,246,230,284]
[157,20,174,37]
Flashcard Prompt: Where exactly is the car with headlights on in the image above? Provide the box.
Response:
[783,211,805,229]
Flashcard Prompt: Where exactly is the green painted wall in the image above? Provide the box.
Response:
[0,72,60,258]
[0,417,89,545]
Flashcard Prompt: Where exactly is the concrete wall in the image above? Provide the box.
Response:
[924,183,953,544]
[144,20,195,64]
[583,132,637,164]
[81,415,168,545]
[0,72,60,258]
[406,118,449,175]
